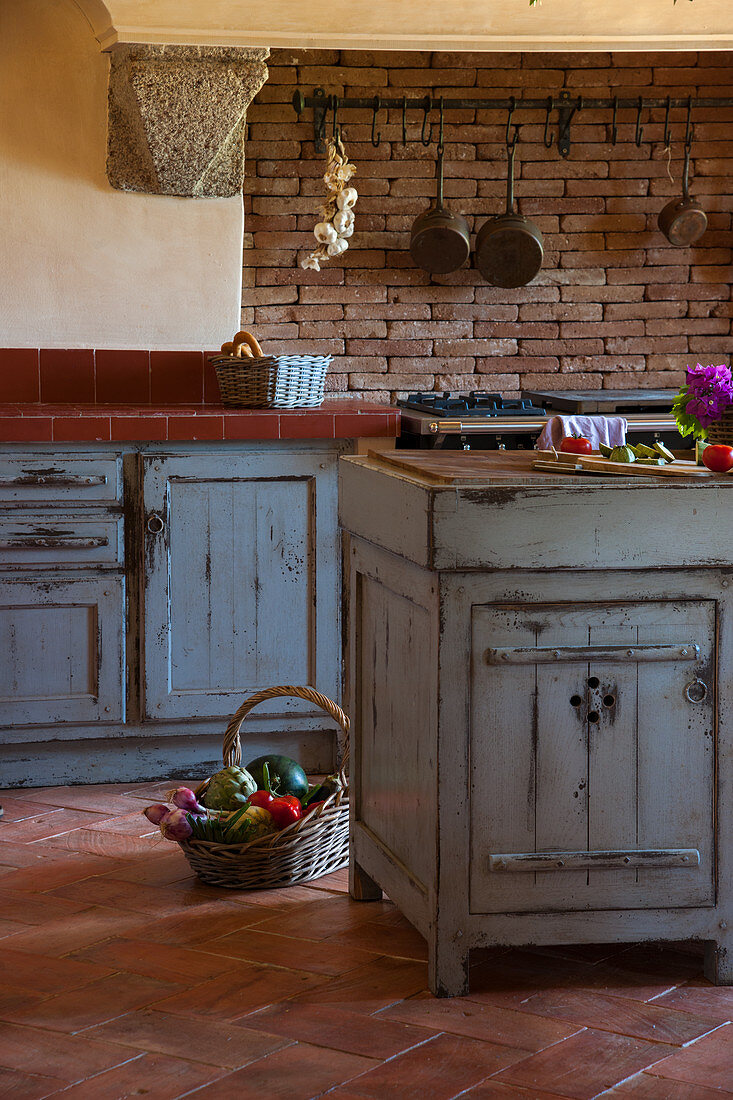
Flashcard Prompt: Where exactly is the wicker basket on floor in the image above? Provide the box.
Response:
[177,685,349,889]
[211,354,331,409]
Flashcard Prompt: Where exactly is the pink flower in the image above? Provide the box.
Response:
[685,363,733,428]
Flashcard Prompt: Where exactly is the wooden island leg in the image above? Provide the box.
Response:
[350,858,383,901]
[428,929,470,997]
[705,933,733,985]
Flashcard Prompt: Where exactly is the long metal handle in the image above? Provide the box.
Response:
[681,140,692,201]
[0,474,107,488]
[490,848,700,873]
[505,140,516,215]
[0,536,109,550]
[486,643,699,665]
[425,415,680,436]
[435,143,444,207]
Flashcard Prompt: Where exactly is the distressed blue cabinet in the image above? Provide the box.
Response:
[142,449,341,722]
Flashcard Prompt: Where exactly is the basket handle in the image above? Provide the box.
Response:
[221,685,350,785]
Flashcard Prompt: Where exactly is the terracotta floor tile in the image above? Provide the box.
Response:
[84,812,159,837]
[0,796,59,821]
[0,1020,140,1080]
[342,1031,531,1099]
[0,854,117,893]
[0,946,114,996]
[651,982,733,1024]
[226,882,354,910]
[499,986,724,1045]
[0,919,27,939]
[8,972,180,1033]
[49,1051,226,1099]
[199,926,382,975]
[129,905,281,946]
[8,786,147,816]
[609,1069,732,1098]
[88,1007,289,1069]
[290,956,429,1014]
[2,907,148,957]
[306,866,350,893]
[186,1041,377,1099]
[380,990,581,1052]
[0,1064,67,1099]
[0,984,47,1016]
[250,895,394,941]
[153,962,328,1021]
[39,829,161,859]
[49,874,223,917]
[248,1001,432,1059]
[0,839,77,869]
[495,1028,677,1099]
[327,917,428,961]
[102,853,194,887]
[644,1023,733,1091]
[461,1082,574,1099]
[0,809,104,842]
[73,936,239,984]
[0,888,89,925]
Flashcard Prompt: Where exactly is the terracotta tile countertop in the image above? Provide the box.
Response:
[0,401,400,444]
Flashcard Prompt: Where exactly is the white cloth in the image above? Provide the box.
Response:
[536,414,628,453]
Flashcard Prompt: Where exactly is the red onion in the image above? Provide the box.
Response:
[159,808,193,841]
[143,804,170,825]
[167,787,206,815]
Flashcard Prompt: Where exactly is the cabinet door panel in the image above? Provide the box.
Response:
[143,452,339,720]
[0,576,125,726]
[470,600,715,913]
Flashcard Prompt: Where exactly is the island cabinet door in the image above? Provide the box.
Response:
[141,452,339,721]
[469,600,716,914]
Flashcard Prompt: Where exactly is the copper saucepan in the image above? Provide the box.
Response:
[475,129,543,289]
[658,136,707,247]
[410,140,470,274]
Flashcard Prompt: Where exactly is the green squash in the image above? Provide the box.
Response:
[246,754,308,800]
[201,765,257,811]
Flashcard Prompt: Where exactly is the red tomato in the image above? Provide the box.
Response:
[559,435,593,455]
[702,444,733,472]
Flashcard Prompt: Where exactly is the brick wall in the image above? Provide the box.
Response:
[243,49,733,401]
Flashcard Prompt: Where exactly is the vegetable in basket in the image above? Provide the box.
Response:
[301,773,343,808]
[245,754,308,800]
[246,762,303,829]
[200,765,257,810]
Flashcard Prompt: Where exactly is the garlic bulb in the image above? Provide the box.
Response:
[327,238,349,257]
[337,222,354,239]
[333,208,355,235]
[314,221,337,245]
[337,187,358,210]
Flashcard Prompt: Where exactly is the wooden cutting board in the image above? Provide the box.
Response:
[534,450,714,479]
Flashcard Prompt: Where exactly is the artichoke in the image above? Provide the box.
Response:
[201,765,257,811]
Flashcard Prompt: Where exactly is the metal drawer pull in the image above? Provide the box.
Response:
[485,643,700,665]
[147,513,165,534]
[0,536,109,550]
[685,679,709,703]
[0,474,107,488]
[489,848,700,873]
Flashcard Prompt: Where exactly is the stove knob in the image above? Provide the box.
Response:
[497,442,506,451]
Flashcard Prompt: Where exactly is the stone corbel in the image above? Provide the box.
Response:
[107,44,269,197]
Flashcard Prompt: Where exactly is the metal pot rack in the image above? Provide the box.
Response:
[293,87,733,158]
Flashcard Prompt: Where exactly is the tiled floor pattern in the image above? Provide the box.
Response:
[0,783,730,1099]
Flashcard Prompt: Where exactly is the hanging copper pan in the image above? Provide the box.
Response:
[410,137,470,274]
[475,128,543,289]
[658,137,707,247]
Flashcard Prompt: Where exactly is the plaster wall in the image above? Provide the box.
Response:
[0,0,243,350]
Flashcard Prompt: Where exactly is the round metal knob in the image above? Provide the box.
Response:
[147,513,165,535]
[685,679,708,704]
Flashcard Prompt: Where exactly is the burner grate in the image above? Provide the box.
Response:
[399,391,547,418]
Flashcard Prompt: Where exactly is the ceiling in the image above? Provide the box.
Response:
[73,0,733,53]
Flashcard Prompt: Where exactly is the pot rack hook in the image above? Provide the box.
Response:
[635,96,644,147]
[611,96,618,145]
[371,95,381,148]
[543,96,554,149]
[663,95,672,148]
[506,96,518,148]
[421,94,433,146]
[402,96,408,146]
[685,95,694,151]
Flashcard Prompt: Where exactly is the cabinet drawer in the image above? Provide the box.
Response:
[0,515,123,567]
[0,574,125,726]
[0,456,122,504]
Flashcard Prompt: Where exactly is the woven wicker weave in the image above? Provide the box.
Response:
[177,685,349,889]
[705,409,733,446]
[211,354,331,408]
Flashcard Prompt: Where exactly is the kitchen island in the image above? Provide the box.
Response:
[340,449,733,996]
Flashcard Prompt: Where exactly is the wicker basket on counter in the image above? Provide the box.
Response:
[705,409,733,446]
[210,331,331,409]
[177,685,349,889]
